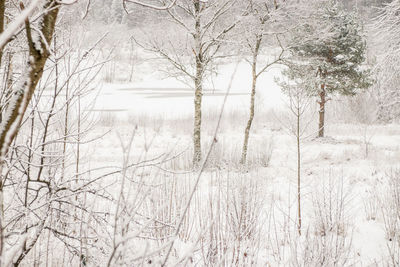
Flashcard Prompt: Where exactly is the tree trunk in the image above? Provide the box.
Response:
[0,2,59,157]
[193,63,202,165]
[0,0,5,68]
[0,2,59,263]
[241,36,261,165]
[241,62,257,164]
[297,108,301,235]
[318,84,326,138]
[193,0,202,166]
[0,51,12,124]
[0,1,5,124]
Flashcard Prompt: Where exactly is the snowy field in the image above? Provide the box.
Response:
[12,42,397,266]
[68,59,400,266]
[3,1,400,266]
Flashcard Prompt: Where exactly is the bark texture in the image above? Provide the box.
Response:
[0,0,5,67]
[193,0,203,165]
[241,37,260,164]
[0,2,59,156]
[318,85,326,138]
[0,2,59,263]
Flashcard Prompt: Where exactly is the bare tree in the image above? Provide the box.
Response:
[0,2,60,264]
[0,10,111,264]
[278,64,314,235]
[371,0,400,122]
[133,0,238,165]
[239,0,284,164]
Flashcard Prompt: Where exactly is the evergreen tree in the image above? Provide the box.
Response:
[281,0,371,137]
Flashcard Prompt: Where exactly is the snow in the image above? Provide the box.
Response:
[93,61,286,120]
[0,0,42,49]
[2,1,399,264]
[4,49,396,266]
[78,56,400,265]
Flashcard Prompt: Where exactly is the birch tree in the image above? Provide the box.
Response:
[239,0,285,164]
[134,0,238,165]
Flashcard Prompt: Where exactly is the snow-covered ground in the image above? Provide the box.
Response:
[76,58,400,266]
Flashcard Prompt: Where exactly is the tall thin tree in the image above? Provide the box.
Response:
[133,0,238,165]
[240,0,284,164]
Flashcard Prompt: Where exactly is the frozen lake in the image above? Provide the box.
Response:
[93,62,286,119]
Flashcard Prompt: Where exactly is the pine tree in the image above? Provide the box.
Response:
[282,0,371,137]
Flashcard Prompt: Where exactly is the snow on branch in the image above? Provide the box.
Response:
[0,0,42,51]
[123,0,177,11]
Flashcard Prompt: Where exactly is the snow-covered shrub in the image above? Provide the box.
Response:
[102,59,117,83]
[381,170,400,265]
[290,173,354,266]
[98,111,117,127]
[312,173,350,237]
[106,165,266,266]
[198,171,264,266]
[363,189,379,221]
[252,137,274,168]
[289,228,354,267]
[127,112,165,133]
[207,136,274,169]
